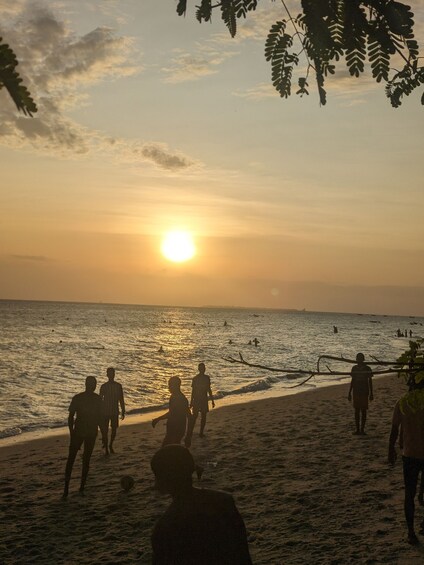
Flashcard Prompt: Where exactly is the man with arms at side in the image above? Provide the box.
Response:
[190,362,215,438]
[63,376,103,498]
[100,367,125,455]
[150,445,252,565]
[348,352,373,435]
[388,377,424,545]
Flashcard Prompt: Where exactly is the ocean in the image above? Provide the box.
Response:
[0,299,420,441]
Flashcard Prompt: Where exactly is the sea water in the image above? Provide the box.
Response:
[0,299,420,440]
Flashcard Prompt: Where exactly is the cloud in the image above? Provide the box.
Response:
[233,82,278,100]
[9,254,53,262]
[162,45,237,83]
[0,4,197,171]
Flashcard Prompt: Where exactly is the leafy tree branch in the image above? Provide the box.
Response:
[175,1,424,107]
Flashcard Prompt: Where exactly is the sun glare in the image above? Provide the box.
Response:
[161,230,196,263]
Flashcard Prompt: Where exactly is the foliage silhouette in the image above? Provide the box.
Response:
[175,0,424,107]
[0,38,37,116]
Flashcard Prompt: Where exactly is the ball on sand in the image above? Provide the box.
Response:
[120,475,135,492]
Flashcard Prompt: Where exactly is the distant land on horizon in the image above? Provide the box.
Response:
[0,297,423,320]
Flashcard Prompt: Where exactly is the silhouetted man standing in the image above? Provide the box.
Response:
[190,362,215,438]
[388,379,424,545]
[151,445,252,564]
[63,376,103,498]
[152,377,192,447]
[348,352,373,435]
[100,367,125,455]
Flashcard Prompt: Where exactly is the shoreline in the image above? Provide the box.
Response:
[2,374,424,564]
[0,375,352,448]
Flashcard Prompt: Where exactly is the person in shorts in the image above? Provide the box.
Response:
[190,362,215,438]
[99,367,125,455]
[348,352,373,435]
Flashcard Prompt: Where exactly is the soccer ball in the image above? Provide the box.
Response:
[120,475,135,492]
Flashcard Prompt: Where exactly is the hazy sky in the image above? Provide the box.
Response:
[1,0,424,315]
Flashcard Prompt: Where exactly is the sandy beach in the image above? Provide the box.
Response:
[1,375,424,564]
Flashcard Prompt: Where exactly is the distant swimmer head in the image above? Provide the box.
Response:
[151,445,195,494]
[356,352,365,363]
[85,376,97,392]
[107,367,115,380]
[198,362,206,374]
[168,376,181,392]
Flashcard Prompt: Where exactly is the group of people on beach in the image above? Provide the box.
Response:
[63,362,253,563]
[63,351,424,561]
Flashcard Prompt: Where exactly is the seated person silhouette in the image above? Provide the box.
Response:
[150,445,253,565]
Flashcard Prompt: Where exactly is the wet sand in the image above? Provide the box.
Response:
[1,375,424,564]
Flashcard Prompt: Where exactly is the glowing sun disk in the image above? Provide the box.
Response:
[161,230,196,263]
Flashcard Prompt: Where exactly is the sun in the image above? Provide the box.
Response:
[161,230,196,263]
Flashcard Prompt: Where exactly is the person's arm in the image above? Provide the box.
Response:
[348,376,353,401]
[388,404,400,465]
[152,411,169,428]
[368,370,374,401]
[208,377,215,408]
[68,409,76,436]
[119,384,126,420]
[190,379,194,408]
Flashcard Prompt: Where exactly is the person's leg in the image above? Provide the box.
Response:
[109,415,118,453]
[354,407,360,434]
[80,436,96,494]
[360,409,367,434]
[199,411,207,437]
[403,456,420,543]
[418,470,424,506]
[64,435,84,498]
[102,416,110,455]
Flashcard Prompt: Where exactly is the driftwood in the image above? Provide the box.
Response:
[223,352,424,389]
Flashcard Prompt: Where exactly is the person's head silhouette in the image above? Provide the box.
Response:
[198,362,206,374]
[356,352,365,364]
[107,367,115,381]
[151,445,195,495]
[85,375,97,392]
[168,376,181,394]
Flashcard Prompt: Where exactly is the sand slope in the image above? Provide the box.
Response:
[1,375,424,564]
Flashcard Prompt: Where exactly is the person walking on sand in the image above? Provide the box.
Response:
[348,352,373,435]
[152,376,192,447]
[189,362,215,438]
[150,445,253,565]
[388,378,424,545]
[63,376,103,498]
[99,367,125,455]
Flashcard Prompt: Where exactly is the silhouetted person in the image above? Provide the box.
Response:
[388,378,424,545]
[150,445,252,565]
[189,362,215,438]
[159,346,164,353]
[152,377,192,447]
[253,337,259,347]
[63,376,103,498]
[100,367,125,455]
[348,352,373,435]
[333,325,338,334]
[224,320,228,327]
[410,330,413,338]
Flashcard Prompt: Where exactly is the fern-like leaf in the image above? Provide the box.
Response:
[0,38,37,116]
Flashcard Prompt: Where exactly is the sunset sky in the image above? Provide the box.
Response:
[1,0,424,315]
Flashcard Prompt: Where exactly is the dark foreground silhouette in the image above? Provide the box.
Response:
[150,445,252,565]
[348,352,373,435]
[389,378,424,545]
[189,362,215,438]
[152,377,192,447]
[63,376,103,498]
[99,367,125,455]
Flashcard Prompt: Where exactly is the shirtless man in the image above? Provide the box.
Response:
[190,363,215,438]
[348,353,373,435]
[388,378,424,544]
[99,367,125,455]
[152,376,192,447]
[151,445,252,564]
[63,376,103,498]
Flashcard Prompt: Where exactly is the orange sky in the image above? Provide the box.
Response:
[1,1,424,315]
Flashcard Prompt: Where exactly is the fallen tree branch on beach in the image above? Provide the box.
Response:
[223,345,424,389]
